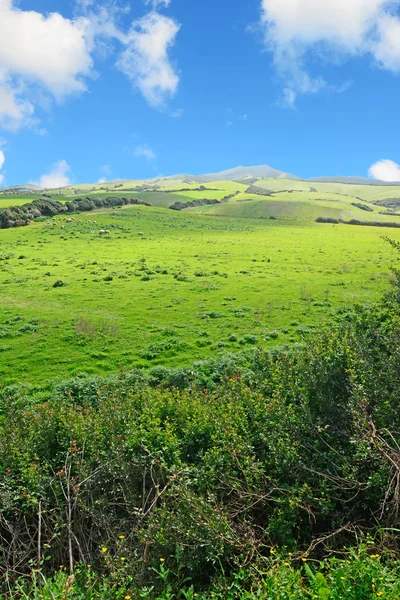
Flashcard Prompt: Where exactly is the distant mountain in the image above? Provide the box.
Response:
[190,165,300,183]
[308,176,400,186]
[159,165,300,184]
[3,165,400,192]
[0,184,42,193]
[2,184,42,190]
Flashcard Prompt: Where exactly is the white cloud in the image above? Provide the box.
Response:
[374,13,400,71]
[0,0,94,130]
[32,159,71,189]
[0,148,4,182]
[98,177,107,183]
[0,1,181,131]
[0,148,4,184]
[259,0,400,105]
[0,77,37,131]
[369,159,400,182]
[135,144,156,160]
[118,12,180,108]
[144,0,171,8]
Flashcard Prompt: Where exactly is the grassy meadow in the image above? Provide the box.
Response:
[2,176,400,598]
[1,201,399,386]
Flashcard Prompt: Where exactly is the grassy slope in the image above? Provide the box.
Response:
[2,177,400,216]
[0,195,46,207]
[255,178,400,201]
[190,191,400,222]
[0,204,399,386]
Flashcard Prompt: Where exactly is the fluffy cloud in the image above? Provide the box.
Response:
[0,78,36,131]
[259,0,400,105]
[0,0,93,130]
[118,13,180,108]
[369,159,400,182]
[0,148,4,184]
[135,144,156,160]
[374,14,400,71]
[32,159,71,189]
[0,0,181,131]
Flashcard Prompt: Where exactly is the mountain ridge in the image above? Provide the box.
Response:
[2,164,400,191]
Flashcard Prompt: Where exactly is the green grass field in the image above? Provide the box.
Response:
[2,176,400,598]
[1,203,399,386]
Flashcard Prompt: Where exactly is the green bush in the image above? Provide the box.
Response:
[2,280,400,595]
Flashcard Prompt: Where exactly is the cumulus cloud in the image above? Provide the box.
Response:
[32,159,71,189]
[0,148,4,184]
[369,159,400,182]
[118,12,180,108]
[259,0,400,105]
[0,0,93,130]
[0,0,181,131]
[0,78,37,131]
[98,177,107,183]
[135,144,156,160]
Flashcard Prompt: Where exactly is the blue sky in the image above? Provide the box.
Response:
[0,0,400,186]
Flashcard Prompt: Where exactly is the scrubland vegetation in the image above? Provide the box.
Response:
[2,269,400,597]
[1,177,400,597]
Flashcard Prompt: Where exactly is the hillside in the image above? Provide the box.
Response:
[3,171,400,226]
[2,167,400,598]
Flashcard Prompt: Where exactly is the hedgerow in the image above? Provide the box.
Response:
[0,196,150,229]
[1,267,400,597]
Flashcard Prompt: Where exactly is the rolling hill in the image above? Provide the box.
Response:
[2,166,400,225]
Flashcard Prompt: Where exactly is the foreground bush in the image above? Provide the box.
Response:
[1,280,400,595]
[8,546,400,599]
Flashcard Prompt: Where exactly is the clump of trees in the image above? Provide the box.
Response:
[0,198,64,228]
[245,184,274,196]
[169,198,220,211]
[351,202,374,212]
[0,196,151,229]
[316,216,400,228]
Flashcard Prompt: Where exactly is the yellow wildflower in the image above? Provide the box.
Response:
[121,557,126,561]
[160,557,165,562]
[119,535,125,540]
[101,547,108,553]
[125,596,132,600]
[377,593,384,597]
